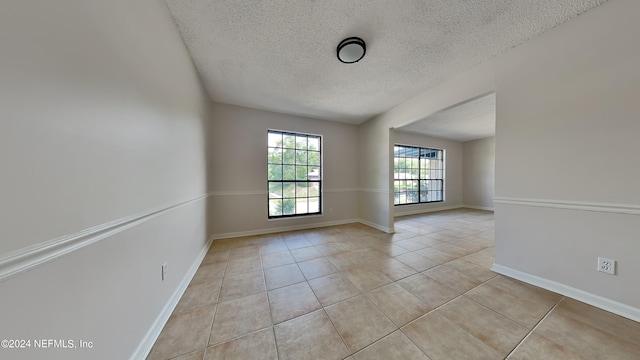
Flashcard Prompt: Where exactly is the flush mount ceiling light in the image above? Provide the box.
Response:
[337,37,366,64]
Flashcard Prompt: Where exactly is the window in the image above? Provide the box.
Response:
[394,145,444,205]
[268,130,322,218]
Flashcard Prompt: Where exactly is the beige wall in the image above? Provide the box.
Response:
[463,137,495,210]
[358,118,394,231]
[357,0,639,321]
[209,103,360,237]
[0,0,213,358]
[393,131,464,216]
[358,62,495,231]
[494,0,640,317]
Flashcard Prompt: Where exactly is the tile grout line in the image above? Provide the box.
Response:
[163,212,495,359]
[320,307,353,358]
[305,256,362,357]
[271,326,280,360]
[197,250,224,360]
[258,244,279,359]
[206,327,276,354]
[396,259,499,356]
[265,239,340,359]
[205,246,277,355]
[395,243,496,357]
[201,300,217,359]
[372,237,498,360]
[503,295,565,359]
[303,241,412,357]
[400,266,499,332]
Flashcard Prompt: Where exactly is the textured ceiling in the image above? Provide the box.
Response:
[164,0,607,124]
[399,93,495,141]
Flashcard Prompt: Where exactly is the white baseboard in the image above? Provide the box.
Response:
[462,205,495,211]
[210,218,398,239]
[394,205,463,217]
[132,235,214,360]
[212,205,492,240]
[210,219,362,240]
[357,219,395,234]
[492,264,640,323]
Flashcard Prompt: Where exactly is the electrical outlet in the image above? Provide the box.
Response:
[162,262,168,280]
[597,257,615,275]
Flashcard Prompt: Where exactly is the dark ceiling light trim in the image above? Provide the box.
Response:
[337,37,366,64]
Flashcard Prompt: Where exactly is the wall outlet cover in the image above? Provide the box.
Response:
[597,257,615,275]
[162,262,168,280]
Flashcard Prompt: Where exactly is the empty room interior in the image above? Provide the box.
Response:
[1,0,639,359]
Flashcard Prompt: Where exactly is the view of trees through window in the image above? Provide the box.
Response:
[394,145,444,205]
[268,130,321,218]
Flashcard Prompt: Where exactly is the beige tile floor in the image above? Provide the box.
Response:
[147,209,640,360]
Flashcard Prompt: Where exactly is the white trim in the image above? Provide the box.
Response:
[394,205,463,217]
[209,188,359,196]
[210,219,362,240]
[210,190,265,196]
[493,197,640,215]
[210,218,396,240]
[462,205,495,211]
[0,194,210,283]
[132,235,213,360]
[492,264,640,323]
[357,219,395,234]
[210,188,384,195]
[359,188,391,194]
[324,188,359,193]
